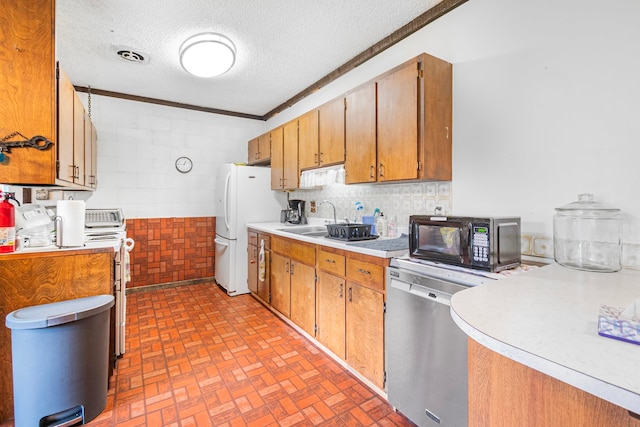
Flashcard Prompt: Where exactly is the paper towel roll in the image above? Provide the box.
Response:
[56,200,85,247]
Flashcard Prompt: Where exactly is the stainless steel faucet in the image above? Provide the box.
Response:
[319,200,337,224]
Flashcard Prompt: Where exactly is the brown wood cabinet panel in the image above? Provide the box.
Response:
[248,137,259,164]
[318,97,345,167]
[270,251,291,317]
[298,110,319,170]
[0,249,113,421]
[346,257,384,292]
[289,240,316,265]
[468,339,640,427]
[317,271,346,359]
[248,230,258,247]
[73,91,86,185]
[248,132,271,165]
[346,282,384,389]
[85,116,98,188]
[290,261,316,336]
[345,83,377,184]
[0,0,56,185]
[247,239,258,294]
[282,120,299,190]
[318,248,346,277]
[57,67,76,184]
[377,60,420,182]
[270,126,284,190]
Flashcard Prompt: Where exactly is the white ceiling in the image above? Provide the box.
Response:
[55,0,444,119]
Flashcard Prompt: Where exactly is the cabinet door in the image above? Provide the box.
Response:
[345,83,377,184]
[88,120,98,188]
[270,251,291,317]
[282,120,299,190]
[57,68,76,184]
[270,126,284,190]
[318,98,345,167]
[298,110,319,170]
[248,137,260,164]
[290,261,316,336]
[317,271,346,359]
[346,282,384,389]
[247,243,258,294]
[377,60,419,182]
[73,93,86,185]
[258,132,271,162]
[0,0,56,185]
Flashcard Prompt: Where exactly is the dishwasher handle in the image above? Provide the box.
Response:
[389,278,452,306]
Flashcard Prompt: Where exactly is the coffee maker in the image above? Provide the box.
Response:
[285,199,307,224]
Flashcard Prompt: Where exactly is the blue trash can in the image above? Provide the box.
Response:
[5,294,114,427]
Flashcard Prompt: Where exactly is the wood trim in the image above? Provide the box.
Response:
[73,86,264,121]
[73,0,468,121]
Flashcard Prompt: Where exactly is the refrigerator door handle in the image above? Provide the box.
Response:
[215,237,229,247]
[223,172,231,231]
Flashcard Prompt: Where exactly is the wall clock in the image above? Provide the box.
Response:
[175,156,193,173]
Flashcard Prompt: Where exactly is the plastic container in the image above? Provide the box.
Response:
[376,213,388,237]
[553,193,622,272]
[6,295,114,427]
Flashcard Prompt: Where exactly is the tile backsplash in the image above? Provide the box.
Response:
[289,181,453,230]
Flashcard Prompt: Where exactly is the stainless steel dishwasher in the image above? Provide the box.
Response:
[385,265,471,426]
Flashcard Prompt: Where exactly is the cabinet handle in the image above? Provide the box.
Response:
[290,262,295,275]
[314,153,318,164]
[358,268,371,275]
[285,261,289,273]
[319,152,323,165]
[369,165,374,179]
[445,126,449,139]
[379,162,385,177]
[348,286,352,302]
[325,259,336,264]
[339,283,343,298]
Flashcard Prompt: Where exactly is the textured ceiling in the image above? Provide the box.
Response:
[55,0,444,118]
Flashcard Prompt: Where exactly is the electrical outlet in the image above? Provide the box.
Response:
[35,189,49,200]
[310,201,316,213]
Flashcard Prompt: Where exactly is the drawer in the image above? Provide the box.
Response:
[290,240,315,265]
[248,230,258,246]
[347,258,384,292]
[318,249,345,276]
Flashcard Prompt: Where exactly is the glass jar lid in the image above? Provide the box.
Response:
[555,193,620,217]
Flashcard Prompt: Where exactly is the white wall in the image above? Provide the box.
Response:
[77,94,266,218]
[265,0,640,263]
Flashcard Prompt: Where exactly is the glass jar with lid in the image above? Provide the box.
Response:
[553,193,622,272]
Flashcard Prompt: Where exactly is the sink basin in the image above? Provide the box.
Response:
[278,226,328,237]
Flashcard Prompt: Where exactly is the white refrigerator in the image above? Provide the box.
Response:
[214,163,286,295]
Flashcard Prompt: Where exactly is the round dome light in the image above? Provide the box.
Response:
[179,33,236,78]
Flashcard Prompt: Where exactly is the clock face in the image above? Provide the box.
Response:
[175,156,193,173]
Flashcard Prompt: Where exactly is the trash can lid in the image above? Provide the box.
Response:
[5,294,114,330]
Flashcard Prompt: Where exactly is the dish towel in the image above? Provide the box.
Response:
[258,240,266,282]
[124,249,131,283]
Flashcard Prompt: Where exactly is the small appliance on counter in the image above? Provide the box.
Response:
[15,204,54,248]
[285,198,307,225]
[409,215,521,272]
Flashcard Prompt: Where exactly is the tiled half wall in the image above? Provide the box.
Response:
[126,217,215,289]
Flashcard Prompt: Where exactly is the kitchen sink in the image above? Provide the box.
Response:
[278,226,328,237]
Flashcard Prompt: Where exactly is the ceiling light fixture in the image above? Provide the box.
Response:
[179,33,236,78]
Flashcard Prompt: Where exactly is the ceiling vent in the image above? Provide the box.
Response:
[111,44,150,64]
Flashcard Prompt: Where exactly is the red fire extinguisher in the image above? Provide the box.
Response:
[0,191,17,253]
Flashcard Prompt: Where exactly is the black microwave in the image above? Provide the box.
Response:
[409,215,521,272]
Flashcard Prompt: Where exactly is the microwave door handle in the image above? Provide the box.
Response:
[462,225,471,261]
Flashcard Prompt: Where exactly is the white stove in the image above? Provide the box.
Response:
[85,208,134,359]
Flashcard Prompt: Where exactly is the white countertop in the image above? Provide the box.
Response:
[246,220,409,258]
[2,239,120,255]
[450,262,640,414]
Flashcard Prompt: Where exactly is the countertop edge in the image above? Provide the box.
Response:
[450,300,640,415]
[246,221,408,259]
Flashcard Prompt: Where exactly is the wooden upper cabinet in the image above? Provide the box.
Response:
[0,0,56,185]
[377,53,452,182]
[282,120,299,190]
[318,97,345,167]
[85,115,98,188]
[297,110,319,170]
[270,126,284,190]
[248,132,270,165]
[345,83,377,184]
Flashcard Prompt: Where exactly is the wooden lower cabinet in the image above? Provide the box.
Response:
[270,236,316,335]
[0,249,114,422]
[468,339,640,427]
[252,233,388,390]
